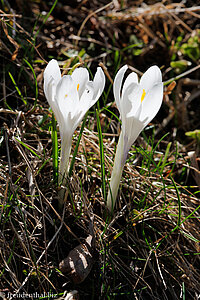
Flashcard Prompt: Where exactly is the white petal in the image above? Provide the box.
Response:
[92,67,105,101]
[59,133,72,179]
[139,83,163,125]
[71,67,89,98]
[107,132,125,211]
[44,59,61,96]
[123,116,144,153]
[43,60,64,132]
[120,83,138,124]
[140,66,162,92]
[43,77,63,130]
[65,112,81,136]
[56,75,79,119]
[121,71,138,99]
[80,82,95,108]
[125,83,142,119]
[44,76,55,107]
[75,82,95,125]
[113,65,128,112]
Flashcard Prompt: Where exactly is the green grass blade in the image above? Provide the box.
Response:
[102,106,121,124]
[181,204,200,226]
[157,201,200,250]
[138,146,167,200]
[15,138,41,159]
[36,158,51,176]
[152,132,170,156]
[182,282,185,300]
[181,231,200,243]
[23,59,38,108]
[170,176,181,227]
[8,72,27,105]
[121,42,143,52]
[34,0,58,40]
[160,142,172,174]
[96,110,106,202]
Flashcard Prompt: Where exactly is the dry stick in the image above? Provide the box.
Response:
[187,152,200,189]
[12,137,81,243]
[26,38,47,63]
[4,128,12,178]
[76,1,113,47]
[0,108,19,114]
[5,129,45,292]
[12,127,48,279]
[99,62,113,84]
[186,10,200,19]
[10,220,33,264]
[155,251,167,290]
[170,12,193,32]
[133,249,154,291]
[128,65,143,76]
[12,136,83,292]
[0,249,21,289]
[10,219,48,290]
[110,250,149,291]
[0,12,21,17]
[138,22,166,48]
[13,206,66,297]
[149,5,200,16]
[83,134,112,172]
[69,34,112,48]
[164,64,200,85]
[112,5,200,18]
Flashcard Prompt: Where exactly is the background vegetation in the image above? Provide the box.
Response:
[0,0,200,299]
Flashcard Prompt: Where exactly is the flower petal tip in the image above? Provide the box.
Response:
[122,64,128,71]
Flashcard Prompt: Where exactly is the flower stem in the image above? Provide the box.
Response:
[58,137,72,207]
[107,131,127,212]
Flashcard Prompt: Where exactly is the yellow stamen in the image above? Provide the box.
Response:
[77,83,80,91]
[141,89,146,102]
[65,94,68,98]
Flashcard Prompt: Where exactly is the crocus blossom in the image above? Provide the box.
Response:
[44,59,105,198]
[107,65,163,211]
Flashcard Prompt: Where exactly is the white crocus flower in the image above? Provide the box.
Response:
[107,65,163,211]
[44,59,105,197]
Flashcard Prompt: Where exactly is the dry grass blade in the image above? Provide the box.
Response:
[0,0,200,299]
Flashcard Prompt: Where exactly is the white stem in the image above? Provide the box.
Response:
[107,131,127,212]
[58,136,72,207]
